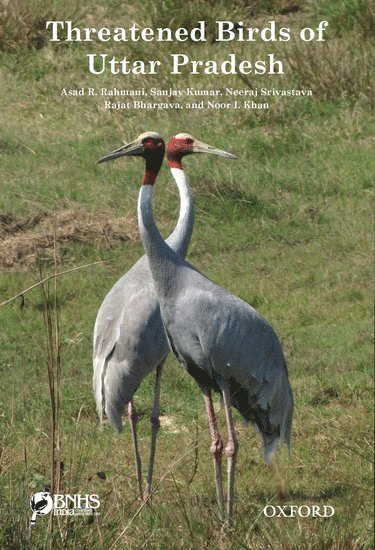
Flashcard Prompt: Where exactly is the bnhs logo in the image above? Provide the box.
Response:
[30,492,100,526]
[30,492,53,526]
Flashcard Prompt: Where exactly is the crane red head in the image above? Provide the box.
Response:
[167,133,237,170]
[97,131,165,185]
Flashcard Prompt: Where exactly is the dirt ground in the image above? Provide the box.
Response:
[0,210,138,269]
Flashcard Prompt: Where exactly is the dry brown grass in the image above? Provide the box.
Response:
[283,35,374,106]
[0,0,82,50]
[0,209,138,269]
[0,0,48,50]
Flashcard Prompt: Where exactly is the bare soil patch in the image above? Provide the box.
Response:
[0,209,138,269]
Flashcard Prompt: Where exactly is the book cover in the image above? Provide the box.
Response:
[0,1,373,547]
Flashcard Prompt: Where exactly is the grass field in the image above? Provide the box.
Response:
[0,0,374,548]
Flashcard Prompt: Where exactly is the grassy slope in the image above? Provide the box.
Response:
[0,0,374,548]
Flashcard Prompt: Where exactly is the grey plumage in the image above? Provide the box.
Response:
[93,255,169,431]
[162,266,293,462]
[139,186,293,463]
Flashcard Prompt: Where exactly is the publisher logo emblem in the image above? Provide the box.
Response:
[29,492,100,526]
[30,492,54,526]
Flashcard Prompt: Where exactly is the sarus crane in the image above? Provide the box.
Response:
[111,132,293,525]
[94,131,235,499]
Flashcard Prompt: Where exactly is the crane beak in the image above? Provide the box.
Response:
[191,140,237,160]
[97,138,144,164]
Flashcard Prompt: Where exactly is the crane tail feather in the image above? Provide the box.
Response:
[93,356,106,426]
[263,378,293,464]
[280,394,293,456]
[105,400,124,433]
[93,352,125,433]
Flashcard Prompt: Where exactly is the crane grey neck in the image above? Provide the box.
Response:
[138,184,187,301]
[165,167,194,258]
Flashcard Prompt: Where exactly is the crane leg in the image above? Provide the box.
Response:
[201,385,225,521]
[144,362,164,501]
[128,400,143,500]
[221,386,238,526]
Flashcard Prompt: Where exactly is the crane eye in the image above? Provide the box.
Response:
[142,138,154,146]
[185,138,194,145]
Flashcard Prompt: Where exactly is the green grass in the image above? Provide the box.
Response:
[0,0,374,548]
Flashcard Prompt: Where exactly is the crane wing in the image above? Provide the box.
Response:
[93,256,169,431]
